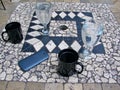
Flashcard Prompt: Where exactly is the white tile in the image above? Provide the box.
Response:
[58,40,69,50]
[26,38,41,45]
[77,12,85,18]
[82,16,92,21]
[28,31,41,37]
[32,20,40,24]
[33,41,44,51]
[33,15,37,18]
[30,25,43,30]
[68,12,76,19]
[46,40,56,52]
[59,12,66,19]
[71,40,81,52]
[52,12,58,18]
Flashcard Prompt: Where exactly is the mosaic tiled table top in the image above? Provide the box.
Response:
[21,11,105,54]
[0,2,120,83]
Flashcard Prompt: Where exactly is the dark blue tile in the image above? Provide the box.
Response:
[73,12,79,16]
[82,12,93,17]
[64,37,75,46]
[25,35,34,40]
[51,37,63,46]
[31,16,38,21]
[51,47,60,53]
[76,22,82,39]
[39,47,49,53]
[38,36,50,45]
[29,23,37,27]
[64,11,70,14]
[33,12,36,16]
[21,42,36,52]
[27,28,35,33]
[93,44,105,54]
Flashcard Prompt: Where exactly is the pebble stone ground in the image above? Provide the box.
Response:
[0,0,120,90]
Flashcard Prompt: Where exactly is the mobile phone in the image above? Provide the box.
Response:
[18,50,49,71]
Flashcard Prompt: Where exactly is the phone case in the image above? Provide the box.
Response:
[18,50,49,71]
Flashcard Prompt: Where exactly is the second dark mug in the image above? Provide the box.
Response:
[57,48,84,77]
[1,22,23,44]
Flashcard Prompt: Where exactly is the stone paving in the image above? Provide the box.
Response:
[0,81,120,90]
[0,0,120,90]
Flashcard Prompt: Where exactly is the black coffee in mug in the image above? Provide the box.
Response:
[1,22,23,44]
[57,48,84,77]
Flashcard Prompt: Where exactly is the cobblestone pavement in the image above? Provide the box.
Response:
[0,81,120,90]
[0,0,120,90]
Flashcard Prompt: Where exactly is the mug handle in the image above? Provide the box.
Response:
[1,31,9,42]
[75,62,84,74]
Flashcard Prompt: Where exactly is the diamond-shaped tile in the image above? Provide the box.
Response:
[26,38,41,45]
[46,40,56,52]
[33,15,37,18]
[32,20,40,24]
[77,12,85,18]
[28,31,41,37]
[71,40,81,52]
[82,16,92,21]
[59,12,67,18]
[52,11,58,18]
[58,40,69,50]
[68,12,76,18]
[33,40,44,51]
[30,25,43,30]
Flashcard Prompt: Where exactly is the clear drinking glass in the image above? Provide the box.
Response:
[36,2,52,35]
[81,19,104,59]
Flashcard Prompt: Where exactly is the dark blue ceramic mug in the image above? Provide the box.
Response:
[1,22,23,44]
[57,48,84,77]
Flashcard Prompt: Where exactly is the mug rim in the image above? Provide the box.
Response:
[5,22,21,30]
[58,48,79,63]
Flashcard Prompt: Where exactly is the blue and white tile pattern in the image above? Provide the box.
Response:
[0,2,120,83]
[21,11,105,53]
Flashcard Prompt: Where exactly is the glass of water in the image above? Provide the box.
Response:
[36,2,52,35]
[81,19,103,59]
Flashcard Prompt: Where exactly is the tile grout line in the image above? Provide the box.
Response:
[5,81,9,90]
[24,82,27,90]
[82,84,84,90]
[101,83,103,90]
[63,83,65,90]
